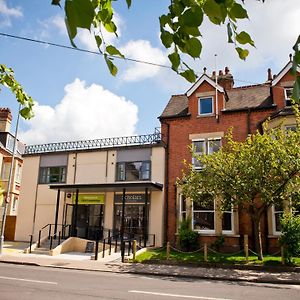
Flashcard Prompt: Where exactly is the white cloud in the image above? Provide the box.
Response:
[0,0,22,27]
[120,40,168,82]
[20,79,138,144]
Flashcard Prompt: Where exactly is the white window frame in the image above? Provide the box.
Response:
[284,87,293,107]
[192,199,215,234]
[192,138,221,170]
[179,194,187,222]
[198,97,214,116]
[15,163,22,183]
[285,124,297,132]
[272,204,284,235]
[1,162,11,181]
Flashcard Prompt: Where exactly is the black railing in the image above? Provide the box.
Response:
[25,131,162,155]
[37,223,71,249]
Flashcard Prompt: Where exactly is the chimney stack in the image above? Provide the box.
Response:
[212,67,234,90]
[267,68,272,81]
[0,108,12,132]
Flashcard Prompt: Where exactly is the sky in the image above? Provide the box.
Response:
[0,0,299,145]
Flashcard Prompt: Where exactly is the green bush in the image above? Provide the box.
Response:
[178,218,199,251]
[279,213,300,264]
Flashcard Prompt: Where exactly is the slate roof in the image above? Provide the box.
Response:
[160,82,274,119]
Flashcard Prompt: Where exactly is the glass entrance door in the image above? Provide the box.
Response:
[75,204,104,239]
[114,204,147,236]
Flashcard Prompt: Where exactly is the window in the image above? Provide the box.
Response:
[1,162,11,180]
[15,164,22,183]
[198,97,213,115]
[192,195,215,232]
[12,196,18,212]
[192,138,221,169]
[273,203,284,234]
[39,166,66,184]
[285,125,297,132]
[179,195,187,221]
[222,208,233,233]
[116,161,151,181]
[284,88,293,107]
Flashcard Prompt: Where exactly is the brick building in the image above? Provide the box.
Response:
[159,59,299,252]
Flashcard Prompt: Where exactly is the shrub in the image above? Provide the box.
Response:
[210,235,225,251]
[178,218,199,251]
[279,213,300,264]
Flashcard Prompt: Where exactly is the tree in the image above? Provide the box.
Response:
[179,117,300,260]
[51,0,300,102]
[0,64,34,119]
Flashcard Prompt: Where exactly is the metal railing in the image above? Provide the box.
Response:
[25,131,162,155]
[37,223,71,249]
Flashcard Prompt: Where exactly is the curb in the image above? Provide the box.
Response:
[1,259,299,285]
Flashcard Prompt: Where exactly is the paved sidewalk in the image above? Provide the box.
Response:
[1,242,299,285]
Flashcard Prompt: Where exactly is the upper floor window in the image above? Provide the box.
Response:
[285,125,297,132]
[116,161,151,181]
[39,166,66,184]
[1,162,10,180]
[15,163,22,183]
[284,88,293,107]
[192,138,221,170]
[198,97,213,115]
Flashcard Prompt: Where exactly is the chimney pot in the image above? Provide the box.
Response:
[267,68,272,81]
[219,70,223,76]
[212,71,216,77]
[225,67,229,74]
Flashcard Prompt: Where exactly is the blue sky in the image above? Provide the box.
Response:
[0,0,299,144]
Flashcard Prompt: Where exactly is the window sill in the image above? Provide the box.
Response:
[197,114,215,118]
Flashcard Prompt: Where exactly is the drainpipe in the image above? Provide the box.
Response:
[163,122,170,245]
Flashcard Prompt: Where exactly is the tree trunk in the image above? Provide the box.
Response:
[253,217,263,261]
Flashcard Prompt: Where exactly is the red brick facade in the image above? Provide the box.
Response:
[160,61,298,253]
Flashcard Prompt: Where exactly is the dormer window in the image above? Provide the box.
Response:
[284,88,293,107]
[198,97,213,115]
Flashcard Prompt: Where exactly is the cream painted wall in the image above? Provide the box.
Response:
[75,151,108,183]
[107,150,116,182]
[269,115,297,129]
[15,156,40,241]
[148,191,164,246]
[104,192,114,229]
[151,147,165,183]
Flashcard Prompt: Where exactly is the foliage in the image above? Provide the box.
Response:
[51,0,300,102]
[0,64,34,119]
[178,217,199,251]
[133,248,300,266]
[279,213,300,265]
[179,116,300,260]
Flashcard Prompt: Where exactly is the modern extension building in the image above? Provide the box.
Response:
[0,108,25,241]
[159,59,299,252]
[15,130,165,247]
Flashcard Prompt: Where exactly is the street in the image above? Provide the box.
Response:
[0,263,299,300]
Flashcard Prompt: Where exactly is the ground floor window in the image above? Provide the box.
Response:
[273,203,284,234]
[222,210,233,233]
[192,196,215,232]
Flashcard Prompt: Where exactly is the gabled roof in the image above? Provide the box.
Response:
[225,84,273,110]
[159,94,189,119]
[272,61,300,86]
[186,74,224,97]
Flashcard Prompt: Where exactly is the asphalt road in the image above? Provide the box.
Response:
[0,263,299,300]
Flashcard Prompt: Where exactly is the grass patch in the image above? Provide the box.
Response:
[133,248,300,267]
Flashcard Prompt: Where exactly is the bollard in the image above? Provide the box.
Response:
[132,240,137,260]
[95,240,99,261]
[109,237,112,255]
[38,230,41,248]
[49,236,53,250]
[121,241,125,263]
[115,236,118,253]
[204,243,208,262]
[102,239,106,258]
[244,234,249,263]
[29,235,33,253]
[166,241,170,260]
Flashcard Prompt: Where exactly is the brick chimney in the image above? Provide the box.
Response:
[0,108,12,132]
[212,67,234,90]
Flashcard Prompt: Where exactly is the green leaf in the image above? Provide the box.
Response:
[51,0,61,7]
[168,52,180,70]
[227,22,233,43]
[236,31,255,47]
[104,54,118,76]
[106,45,124,58]
[229,3,248,21]
[291,77,300,104]
[180,69,196,83]
[95,35,102,49]
[291,35,300,75]
[203,0,226,25]
[185,38,202,58]
[179,7,203,27]
[184,26,201,37]
[161,30,173,48]
[236,47,249,60]
[104,21,117,33]
[126,0,132,9]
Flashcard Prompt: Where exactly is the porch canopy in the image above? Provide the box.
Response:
[49,181,163,243]
[49,181,163,193]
